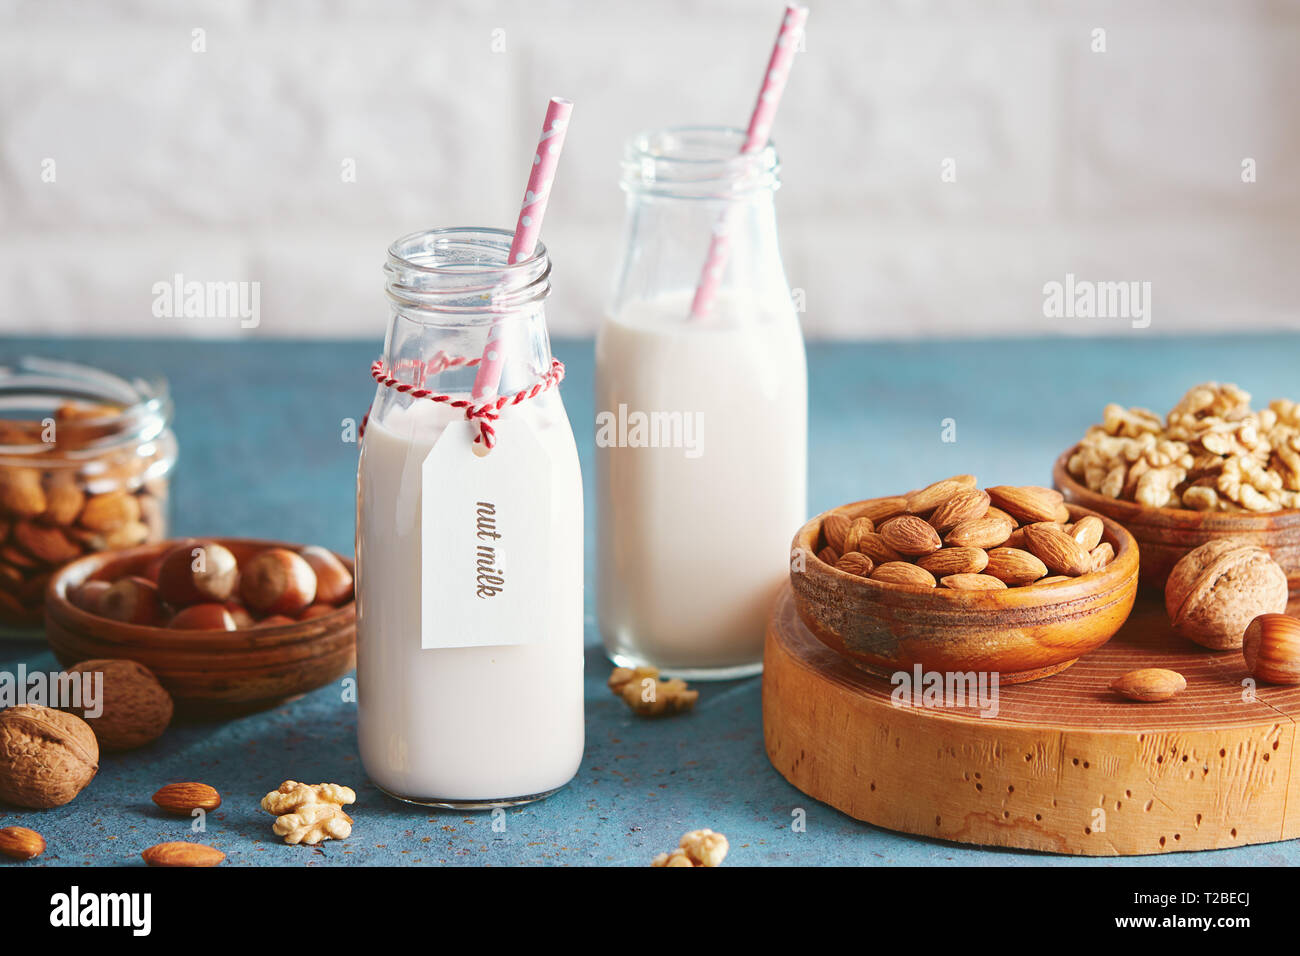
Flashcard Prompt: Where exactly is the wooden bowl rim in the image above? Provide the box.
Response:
[796,501,1139,607]
[1053,445,1300,526]
[45,537,354,648]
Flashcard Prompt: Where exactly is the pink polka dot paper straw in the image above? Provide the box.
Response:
[471,96,574,401]
[689,4,808,321]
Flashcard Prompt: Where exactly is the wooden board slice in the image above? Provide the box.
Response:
[762,583,1300,856]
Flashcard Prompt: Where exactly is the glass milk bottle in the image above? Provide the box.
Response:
[596,127,808,679]
[357,227,584,807]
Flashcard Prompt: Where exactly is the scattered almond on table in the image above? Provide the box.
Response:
[815,477,1115,590]
[141,841,225,867]
[0,826,46,861]
[152,782,222,816]
[1111,668,1187,703]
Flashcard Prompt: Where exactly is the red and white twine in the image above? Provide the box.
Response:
[362,352,565,450]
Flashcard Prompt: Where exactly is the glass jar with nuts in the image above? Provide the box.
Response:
[0,357,176,634]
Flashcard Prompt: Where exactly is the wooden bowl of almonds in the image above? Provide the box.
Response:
[44,537,356,717]
[1053,382,1300,595]
[789,477,1139,684]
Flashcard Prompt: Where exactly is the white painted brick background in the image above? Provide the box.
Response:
[1,0,1298,340]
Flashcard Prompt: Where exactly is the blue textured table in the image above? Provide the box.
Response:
[3,333,1300,867]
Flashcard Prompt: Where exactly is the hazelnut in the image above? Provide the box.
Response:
[168,603,238,631]
[64,659,173,751]
[0,704,99,808]
[298,546,353,606]
[224,601,254,628]
[69,579,112,614]
[239,548,316,615]
[1243,614,1300,685]
[156,541,239,607]
[1165,539,1289,649]
[99,576,163,626]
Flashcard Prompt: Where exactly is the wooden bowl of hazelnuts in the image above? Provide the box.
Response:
[43,538,356,717]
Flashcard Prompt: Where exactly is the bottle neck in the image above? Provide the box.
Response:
[613,127,791,322]
[380,228,555,398]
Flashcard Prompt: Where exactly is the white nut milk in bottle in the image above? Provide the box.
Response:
[357,227,583,807]
[596,127,808,678]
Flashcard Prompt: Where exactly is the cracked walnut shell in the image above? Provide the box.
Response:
[1165,539,1289,649]
[0,704,99,808]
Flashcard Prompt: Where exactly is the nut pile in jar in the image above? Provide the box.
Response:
[0,401,173,628]
[815,476,1115,590]
[68,540,354,629]
[1067,382,1300,512]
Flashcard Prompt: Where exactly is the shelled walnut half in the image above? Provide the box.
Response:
[1068,383,1300,512]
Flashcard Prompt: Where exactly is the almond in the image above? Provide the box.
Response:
[0,825,45,860]
[1053,502,1071,523]
[1090,541,1115,571]
[1243,614,1300,685]
[821,513,851,553]
[102,520,151,550]
[1035,575,1074,585]
[927,489,990,535]
[916,546,988,577]
[835,552,874,577]
[879,516,942,557]
[842,517,874,555]
[141,841,226,867]
[844,496,910,524]
[857,533,902,565]
[870,562,937,588]
[153,782,223,816]
[1111,668,1186,702]
[0,468,47,518]
[985,506,1019,528]
[986,485,1064,525]
[1023,523,1093,577]
[944,515,1013,550]
[11,520,80,565]
[79,491,140,532]
[940,573,1007,591]
[816,546,839,566]
[905,476,977,516]
[41,483,85,526]
[983,547,1049,586]
[1004,528,1029,550]
[1070,515,1104,551]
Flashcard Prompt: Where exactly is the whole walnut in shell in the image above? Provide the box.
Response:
[0,705,99,808]
[1165,539,1289,649]
[62,659,174,751]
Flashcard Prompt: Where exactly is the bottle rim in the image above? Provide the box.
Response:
[385,227,552,316]
[0,357,174,462]
[621,125,781,198]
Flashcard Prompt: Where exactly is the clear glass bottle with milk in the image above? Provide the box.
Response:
[596,127,808,679]
[357,227,584,807]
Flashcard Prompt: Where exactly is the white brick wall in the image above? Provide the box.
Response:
[1,0,1297,340]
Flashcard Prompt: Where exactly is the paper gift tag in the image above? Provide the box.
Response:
[420,420,552,649]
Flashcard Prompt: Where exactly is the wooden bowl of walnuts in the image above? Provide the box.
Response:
[43,537,356,717]
[789,478,1139,684]
[1054,450,1300,596]
[1052,383,1300,595]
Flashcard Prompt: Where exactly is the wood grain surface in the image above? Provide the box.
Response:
[763,582,1300,855]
